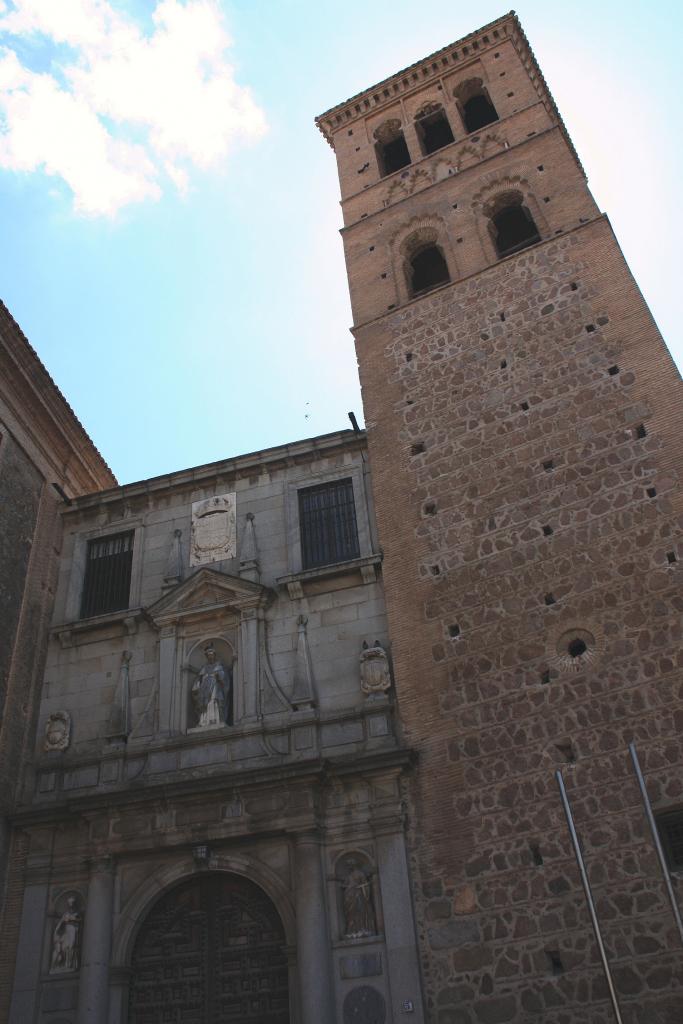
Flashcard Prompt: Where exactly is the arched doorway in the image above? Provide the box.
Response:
[129,873,290,1024]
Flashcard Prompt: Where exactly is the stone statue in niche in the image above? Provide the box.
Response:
[191,644,231,728]
[44,711,71,752]
[341,858,377,939]
[50,896,82,973]
[359,641,391,697]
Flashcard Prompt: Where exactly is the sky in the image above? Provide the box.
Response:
[0,0,680,485]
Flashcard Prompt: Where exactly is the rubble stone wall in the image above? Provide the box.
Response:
[355,217,683,1023]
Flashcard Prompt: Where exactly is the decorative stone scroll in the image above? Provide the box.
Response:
[50,894,82,973]
[44,711,71,752]
[359,641,391,697]
[190,493,236,567]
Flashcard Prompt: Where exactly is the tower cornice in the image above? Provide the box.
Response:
[315,11,583,176]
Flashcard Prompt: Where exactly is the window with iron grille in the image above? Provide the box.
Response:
[657,810,683,871]
[80,531,134,618]
[298,479,360,570]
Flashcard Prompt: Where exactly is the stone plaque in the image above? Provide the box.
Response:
[41,983,78,1011]
[368,714,389,738]
[343,986,386,1024]
[340,954,382,979]
[190,493,236,566]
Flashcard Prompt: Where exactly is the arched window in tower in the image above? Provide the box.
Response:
[403,230,451,297]
[414,102,455,156]
[487,191,541,258]
[454,78,499,134]
[374,119,411,177]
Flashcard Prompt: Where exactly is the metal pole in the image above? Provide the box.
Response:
[628,741,683,946]
[555,769,624,1024]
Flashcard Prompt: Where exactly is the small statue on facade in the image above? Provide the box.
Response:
[341,858,377,939]
[359,640,391,697]
[44,711,71,752]
[50,896,82,973]
[191,645,231,727]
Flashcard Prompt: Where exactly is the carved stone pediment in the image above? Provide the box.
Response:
[147,568,271,627]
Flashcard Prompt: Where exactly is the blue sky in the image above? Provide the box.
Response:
[1,0,680,485]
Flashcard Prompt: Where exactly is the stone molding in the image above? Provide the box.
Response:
[20,747,415,826]
[110,852,298,968]
[60,430,367,515]
[277,554,381,599]
[147,566,271,628]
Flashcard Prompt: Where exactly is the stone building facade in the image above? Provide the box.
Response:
[0,303,115,1014]
[6,430,425,1024]
[316,11,683,1024]
[2,11,683,1024]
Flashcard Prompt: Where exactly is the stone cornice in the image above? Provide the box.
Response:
[63,428,368,514]
[12,748,416,827]
[0,300,116,493]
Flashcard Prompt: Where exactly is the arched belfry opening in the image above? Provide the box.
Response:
[374,119,411,177]
[402,228,451,297]
[486,190,541,258]
[414,102,454,155]
[128,873,290,1023]
[410,245,450,294]
[454,77,499,134]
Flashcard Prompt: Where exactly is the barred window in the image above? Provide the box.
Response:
[657,810,683,871]
[80,531,134,618]
[299,479,360,570]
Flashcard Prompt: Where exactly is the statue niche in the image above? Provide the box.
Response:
[50,893,83,973]
[336,852,378,940]
[186,638,234,730]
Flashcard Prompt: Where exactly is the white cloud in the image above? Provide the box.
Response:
[0,0,267,215]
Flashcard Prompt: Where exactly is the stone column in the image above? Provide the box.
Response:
[77,857,114,1024]
[402,121,421,164]
[375,828,425,1023]
[294,831,334,1024]
[107,967,132,1024]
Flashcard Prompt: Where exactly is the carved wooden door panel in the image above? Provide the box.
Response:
[129,874,289,1024]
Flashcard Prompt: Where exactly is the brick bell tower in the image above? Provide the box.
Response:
[317,12,683,1024]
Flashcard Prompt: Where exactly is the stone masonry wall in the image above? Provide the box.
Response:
[355,217,683,1023]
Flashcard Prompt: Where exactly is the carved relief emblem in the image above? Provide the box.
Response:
[359,641,391,697]
[190,493,237,566]
[44,711,71,752]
